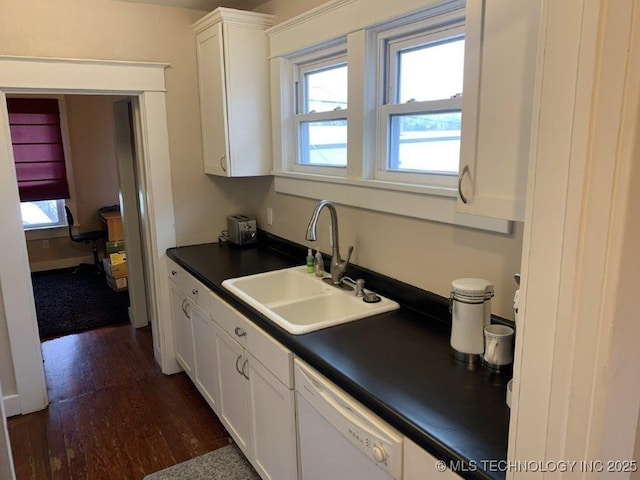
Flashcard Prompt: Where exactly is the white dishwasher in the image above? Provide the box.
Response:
[294,359,403,480]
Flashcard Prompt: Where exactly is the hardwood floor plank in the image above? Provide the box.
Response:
[8,324,229,480]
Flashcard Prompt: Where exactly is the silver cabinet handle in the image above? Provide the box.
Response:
[220,155,227,173]
[181,298,187,315]
[192,288,198,296]
[184,301,191,320]
[458,164,470,204]
[234,327,246,337]
[242,358,249,380]
[171,270,177,276]
[235,355,244,376]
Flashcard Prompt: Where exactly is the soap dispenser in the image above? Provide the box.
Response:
[314,250,325,277]
[306,248,314,273]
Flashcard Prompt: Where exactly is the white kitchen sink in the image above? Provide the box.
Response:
[222,266,399,334]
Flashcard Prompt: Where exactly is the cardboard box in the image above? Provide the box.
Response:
[103,257,128,278]
[106,273,128,292]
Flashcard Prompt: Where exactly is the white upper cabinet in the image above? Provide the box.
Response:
[193,8,273,177]
[458,0,542,221]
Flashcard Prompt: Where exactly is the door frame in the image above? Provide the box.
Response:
[0,56,180,415]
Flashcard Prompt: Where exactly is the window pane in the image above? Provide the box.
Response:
[21,200,61,226]
[398,38,464,103]
[299,120,347,166]
[304,64,347,113]
[388,112,461,173]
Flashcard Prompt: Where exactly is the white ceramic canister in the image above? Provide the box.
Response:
[449,278,494,363]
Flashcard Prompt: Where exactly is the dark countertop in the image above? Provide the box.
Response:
[167,239,510,480]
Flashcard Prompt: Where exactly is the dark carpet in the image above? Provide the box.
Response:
[31,268,130,340]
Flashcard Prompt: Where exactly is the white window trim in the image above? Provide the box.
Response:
[290,44,348,176]
[268,0,511,234]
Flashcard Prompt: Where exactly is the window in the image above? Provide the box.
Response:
[20,199,66,229]
[377,19,465,184]
[269,1,510,232]
[6,97,72,230]
[294,49,348,173]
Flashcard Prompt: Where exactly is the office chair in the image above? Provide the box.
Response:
[65,206,106,274]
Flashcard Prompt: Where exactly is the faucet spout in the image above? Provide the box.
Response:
[305,200,352,285]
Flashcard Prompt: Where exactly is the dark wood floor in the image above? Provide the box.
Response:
[7,324,230,480]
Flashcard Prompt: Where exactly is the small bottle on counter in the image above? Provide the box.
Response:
[306,248,315,273]
[314,250,325,277]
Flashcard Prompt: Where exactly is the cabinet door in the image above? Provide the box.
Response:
[169,281,195,378]
[404,438,462,480]
[247,353,297,480]
[196,23,230,177]
[458,0,541,221]
[214,323,251,456]
[192,299,219,414]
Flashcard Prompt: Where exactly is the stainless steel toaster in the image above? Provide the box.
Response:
[227,215,257,246]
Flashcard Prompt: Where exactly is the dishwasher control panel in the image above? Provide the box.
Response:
[295,359,403,479]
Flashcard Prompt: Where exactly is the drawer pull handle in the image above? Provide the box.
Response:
[458,164,470,204]
[234,327,246,337]
[242,359,249,380]
[235,355,244,376]
[192,288,198,295]
[171,270,177,276]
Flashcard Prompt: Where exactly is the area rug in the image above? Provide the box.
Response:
[31,267,130,340]
[144,444,259,480]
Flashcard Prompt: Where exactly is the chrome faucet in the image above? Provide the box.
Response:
[305,200,353,285]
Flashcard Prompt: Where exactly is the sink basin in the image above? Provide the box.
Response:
[222,266,399,334]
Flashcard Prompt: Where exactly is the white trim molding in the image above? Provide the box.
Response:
[509,0,640,474]
[2,394,20,418]
[0,56,177,416]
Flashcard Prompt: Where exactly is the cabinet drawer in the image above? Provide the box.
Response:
[210,292,293,388]
[183,273,211,315]
[167,258,210,315]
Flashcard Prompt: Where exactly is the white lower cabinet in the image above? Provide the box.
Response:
[214,321,252,454]
[247,352,297,480]
[192,301,220,413]
[169,279,195,379]
[210,292,297,480]
[403,437,462,480]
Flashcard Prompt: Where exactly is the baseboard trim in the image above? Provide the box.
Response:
[3,394,21,417]
[30,255,94,273]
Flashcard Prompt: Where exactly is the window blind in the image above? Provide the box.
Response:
[7,98,70,202]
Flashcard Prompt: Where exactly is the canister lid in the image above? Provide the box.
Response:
[451,278,494,299]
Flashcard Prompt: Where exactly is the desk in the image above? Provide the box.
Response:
[100,211,124,242]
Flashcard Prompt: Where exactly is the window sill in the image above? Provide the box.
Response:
[272,171,512,234]
[24,225,74,241]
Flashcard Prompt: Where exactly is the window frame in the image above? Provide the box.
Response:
[20,199,67,230]
[267,0,511,234]
[375,18,465,185]
[292,45,348,177]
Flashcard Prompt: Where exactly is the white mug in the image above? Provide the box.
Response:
[483,324,514,367]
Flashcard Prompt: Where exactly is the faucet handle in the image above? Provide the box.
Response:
[345,245,353,263]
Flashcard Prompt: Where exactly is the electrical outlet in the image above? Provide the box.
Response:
[42,240,49,249]
[266,207,273,226]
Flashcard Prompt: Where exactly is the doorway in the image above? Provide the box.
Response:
[0,57,179,419]
[13,94,148,341]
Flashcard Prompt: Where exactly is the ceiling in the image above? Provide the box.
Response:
[117,0,270,12]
